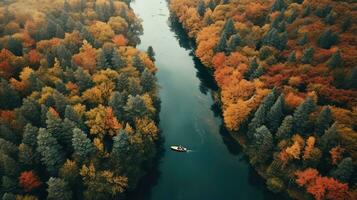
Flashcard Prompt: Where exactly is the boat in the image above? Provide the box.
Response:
[170,145,187,152]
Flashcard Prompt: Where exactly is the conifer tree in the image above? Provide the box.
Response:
[37,128,65,174]
[109,92,127,121]
[47,177,72,200]
[271,0,286,12]
[292,97,316,134]
[111,50,126,70]
[315,107,333,136]
[133,55,145,73]
[276,115,293,139]
[197,0,206,17]
[317,29,338,49]
[327,50,343,68]
[331,157,354,183]
[147,46,155,62]
[140,69,157,92]
[301,46,314,64]
[267,94,285,133]
[320,123,339,151]
[244,58,259,80]
[253,126,273,163]
[72,128,94,162]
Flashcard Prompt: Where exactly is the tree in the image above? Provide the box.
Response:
[2,193,16,200]
[301,47,314,64]
[22,124,39,150]
[252,126,273,163]
[263,28,287,51]
[244,58,259,80]
[222,18,235,38]
[147,46,155,62]
[132,55,145,72]
[47,177,72,200]
[267,94,285,133]
[292,97,316,134]
[197,0,206,17]
[215,32,227,53]
[271,0,286,12]
[65,105,85,130]
[0,79,21,109]
[111,49,126,70]
[226,34,241,53]
[109,91,127,121]
[46,109,72,150]
[317,29,338,49]
[315,107,333,136]
[288,51,296,63]
[124,95,148,120]
[97,50,109,70]
[6,37,23,56]
[247,90,276,138]
[37,128,65,174]
[18,171,42,192]
[331,157,353,183]
[320,124,339,151]
[327,51,343,68]
[72,128,94,162]
[297,33,308,46]
[345,67,357,89]
[74,68,93,93]
[223,100,251,131]
[111,129,130,169]
[140,69,157,92]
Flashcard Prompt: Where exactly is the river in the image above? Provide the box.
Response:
[129,0,277,199]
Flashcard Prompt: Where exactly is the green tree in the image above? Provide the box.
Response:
[72,128,94,162]
[215,32,227,53]
[147,46,155,62]
[132,55,145,73]
[345,67,357,89]
[292,97,316,134]
[111,129,130,170]
[319,124,339,151]
[140,69,157,92]
[97,50,109,70]
[65,105,86,131]
[2,193,16,200]
[267,94,285,133]
[124,95,148,120]
[276,115,293,139]
[109,91,127,121]
[111,49,126,70]
[22,124,39,150]
[302,5,311,17]
[247,90,276,139]
[117,73,129,92]
[317,29,338,49]
[37,128,65,174]
[197,0,206,17]
[222,18,235,38]
[74,68,93,93]
[226,34,241,53]
[331,157,354,183]
[315,106,333,136]
[288,51,296,63]
[301,46,314,64]
[263,28,287,51]
[297,33,308,46]
[0,79,21,109]
[244,58,259,80]
[47,177,72,200]
[127,77,143,96]
[327,50,343,68]
[271,0,286,12]
[6,37,23,56]
[252,126,273,163]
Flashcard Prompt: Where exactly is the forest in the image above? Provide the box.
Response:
[170,0,356,199]
[0,0,160,199]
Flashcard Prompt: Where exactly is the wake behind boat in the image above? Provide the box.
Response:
[170,145,187,152]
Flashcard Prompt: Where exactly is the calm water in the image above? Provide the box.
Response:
[129,0,277,199]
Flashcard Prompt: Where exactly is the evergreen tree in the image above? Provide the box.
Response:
[324,12,335,25]
[2,193,16,200]
[276,115,293,140]
[302,5,311,17]
[96,50,109,70]
[37,128,65,174]
[271,0,286,12]
[267,94,285,133]
[147,46,155,62]
[226,34,241,53]
[133,55,145,73]
[320,123,339,151]
[297,32,308,46]
[315,107,333,136]
[117,73,129,92]
[247,90,277,138]
[249,66,265,80]
[317,29,338,49]
[301,46,314,64]
[127,78,143,96]
[109,91,127,121]
[0,79,21,109]
[197,0,206,17]
[287,9,298,24]
[6,37,23,56]
[208,0,215,10]
[327,50,343,68]
[22,124,39,150]
[140,69,157,92]
[263,28,287,51]
[80,27,95,45]
[222,18,235,38]
[111,129,130,169]
[111,50,126,70]
[215,32,227,53]
[253,126,273,163]
[55,24,65,38]
[244,58,259,79]
[65,105,85,130]
[315,5,332,18]
[292,97,316,134]
[74,68,93,93]
[20,98,41,126]
[341,17,352,32]
[331,157,354,183]
[288,51,296,63]
[72,128,94,162]
[345,67,357,89]
[47,177,72,200]
[124,95,148,119]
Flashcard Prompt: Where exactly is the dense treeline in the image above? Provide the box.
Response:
[170,0,356,199]
[0,0,160,199]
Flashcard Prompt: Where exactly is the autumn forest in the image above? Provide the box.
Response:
[0,0,356,200]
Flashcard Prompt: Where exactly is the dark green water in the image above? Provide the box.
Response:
[129,0,277,199]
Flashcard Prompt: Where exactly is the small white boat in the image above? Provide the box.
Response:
[170,145,187,152]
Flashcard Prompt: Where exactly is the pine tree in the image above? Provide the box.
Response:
[111,49,126,70]
[72,128,94,162]
[331,157,353,183]
[341,17,352,32]
[19,98,41,126]
[327,50,343,68]
[133,55,145,73]
[22,124,39,150]
[124,95,148,119]
[345,67,357,89]
[292,97,316,134]
[244,58,259,80]
[297,33,308,46]
[109,92,127,121]
[315,5,332,18]
[2,193,16,200]
[301,46,314,64]
[249,66,265,80]
[111,129,130,168]
[287,9,298,24]
[214,32,227,53]
[302,5,311,17]
[263,28,287,51]
[47,177,72,200]
[320,123,339,151]
[271,0,286,12]
[74,68,93,93]
[197,0,206,17]
[116,73,129,92]
[253,126,273,163]
[147,46,155,62]
[317,29,338,49]
[37,128,65,174]
[267,94,285,133]
[247,90,277,139]
[97,50,109,70]
[0,79,21,109]
[288,51,296,63]
[6,37,23,56]
[276,115,293,139]
[222,18,235,38]
[226,34,241,53]
[315,107,333,136]
[65,105,85,130]
[140,69,157,92]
